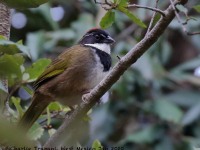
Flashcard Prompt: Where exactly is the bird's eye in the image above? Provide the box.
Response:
[95,35,101,40]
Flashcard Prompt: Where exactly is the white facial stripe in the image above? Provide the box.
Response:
[85,43,111,54]
[84,33,93,37]
[100,34,106,38]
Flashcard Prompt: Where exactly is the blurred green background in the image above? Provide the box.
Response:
[1,0,200,149]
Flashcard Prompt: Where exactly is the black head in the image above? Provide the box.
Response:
[79,28,115,45]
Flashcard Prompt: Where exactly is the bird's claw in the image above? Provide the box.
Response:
[82,93,90,104]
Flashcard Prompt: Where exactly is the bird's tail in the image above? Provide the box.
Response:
[18,93,50,131]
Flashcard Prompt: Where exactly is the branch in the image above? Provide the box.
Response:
[169,0,200,35]
[0,3,11,114]
[0,3,10,38]
[94,0,166,16]
[94,0,113,10]
[44,0,188,147]
[2,84,20,115]
[127,4,166,16]
[94,0,111,6]
[145,0,160,35]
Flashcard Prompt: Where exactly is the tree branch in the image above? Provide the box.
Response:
[169,0,200,35]
[94,0,113,11]
[94,0,166,16]
[0,3,11,113]
[145,0,160,35]
[0,3,10,38]
[127,4,166,17]
[44,0,188,147]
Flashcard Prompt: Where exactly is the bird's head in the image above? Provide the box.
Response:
[79,28,115,54]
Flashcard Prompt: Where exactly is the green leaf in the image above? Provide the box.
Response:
[11,97,24,118]
[48,102,63,111]
[0,39,30,57]
[193,5,200,13]
[117,6,146,28]
[0,54,24,78]
[154,99,183,124]
[92,139,103,149]
[118,0,128,7]
[28,123,44,140]
[121,125,156,144]
[25,58,51,81]
[17,40,23,45]
[2,0,48,9]
[100,11,115,29]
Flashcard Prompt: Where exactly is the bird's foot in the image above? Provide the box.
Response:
[82,92,91,104]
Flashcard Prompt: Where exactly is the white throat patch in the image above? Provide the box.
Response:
[85,43,111,54]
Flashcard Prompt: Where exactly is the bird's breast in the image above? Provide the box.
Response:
[88,49,111,89]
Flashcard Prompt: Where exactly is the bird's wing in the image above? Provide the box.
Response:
[33,45,88,89]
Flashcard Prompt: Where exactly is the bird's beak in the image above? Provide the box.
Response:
[105,36,115,44]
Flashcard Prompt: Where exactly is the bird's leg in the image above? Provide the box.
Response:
[82,90,91,104]
[82,90,102,105]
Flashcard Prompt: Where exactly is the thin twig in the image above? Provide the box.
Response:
[94,0,113,10]
[127,4,165,16]
[145,0,160,36]
[94,0,165,16]
[94,0,111,6]
[43,0,188,147]
[39,111,60,125]
[5,84,20,103]
[169,0,200,35]
[2,84,21,115]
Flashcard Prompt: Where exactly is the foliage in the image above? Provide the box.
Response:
[100,10,115,29]
[99,0,146,28]
[1,0,200,149]
[1,0,48,9]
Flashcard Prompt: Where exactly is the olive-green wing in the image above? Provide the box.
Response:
[33,45,84,89]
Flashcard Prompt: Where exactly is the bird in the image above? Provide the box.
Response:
[18,28,115,130]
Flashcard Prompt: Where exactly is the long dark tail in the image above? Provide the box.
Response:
[18,93,50,131]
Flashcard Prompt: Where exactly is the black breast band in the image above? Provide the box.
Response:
[93,48,111,72]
